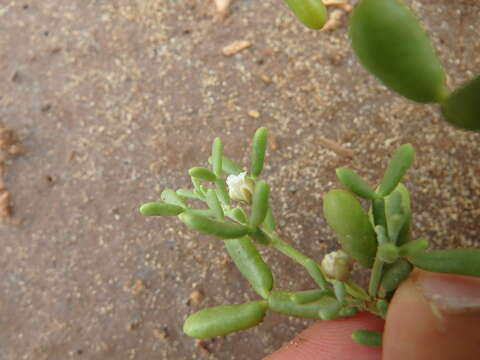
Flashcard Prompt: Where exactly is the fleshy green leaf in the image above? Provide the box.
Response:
[283,0,327,30]
[409,249,480,277]
[377,243,399,264]
[215,179,230,206]
[377,144,415,197]
[161,189,187,208]
[268,290,337,318]
[378,259,412,298]
[209,156,243,175]
[399,238,428,257]
[352,329,382,347]
[250,127,268,177]
[336,168,378,200]
[290,289,330,304]
[230,207,248,224]
[212,137,223,176]
[225,237,273,299]
[189,167,217,182]
[441,74,480,131]
[179,213,250,239]
[249,181,269,228]
[206,189,224,220]
[183,301,267,339]
[176,189,198,200]
[140,202,184,216]
[323,189,377,268]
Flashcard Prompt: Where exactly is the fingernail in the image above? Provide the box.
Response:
[416,272,480,315]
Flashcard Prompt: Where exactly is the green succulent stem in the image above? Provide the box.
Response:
[368,254,384,298]
[267,231,330,291]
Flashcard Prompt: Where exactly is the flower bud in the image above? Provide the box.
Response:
[226,172,255,203]
[321,250,353,281]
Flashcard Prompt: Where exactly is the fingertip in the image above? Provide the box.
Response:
[265,313,384,360]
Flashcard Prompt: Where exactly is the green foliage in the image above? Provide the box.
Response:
[139,202,184,216]
[378,144,415,197]
[409,249,480,277]
[139,128,479,346]
[290,289,330,304]
[323,189,378,268]
[283,0,327,30]
[250,127,268,178]
[212,137,223,176]
[378,259,413,298]
[224,237,273,299]
[336,168,379,200]
[441,75,480,130]
[249,181,270,228]
[350,0,447,103]
[283,0,480,131]
[183,301,268,339]
[189,167,217,182]
[352,329,383,347]
[268,290,337,318]
[179,213,250,239]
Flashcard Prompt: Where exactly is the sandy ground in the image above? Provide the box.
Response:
[1,0,479,359]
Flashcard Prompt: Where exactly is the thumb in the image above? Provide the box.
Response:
[383,269,480,360]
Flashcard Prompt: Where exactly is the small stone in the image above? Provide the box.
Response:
[189,290,204,306]
[321,9,345,32]
[8,144,24,155]
[214,0,231,18]
[247,110,260,119]
[260,74,272,84]
[222,41,252,56]
[0,191,13,219]
[324,0,353,12]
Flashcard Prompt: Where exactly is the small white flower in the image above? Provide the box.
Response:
[226,172,255,203]
[321,250,353,281]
